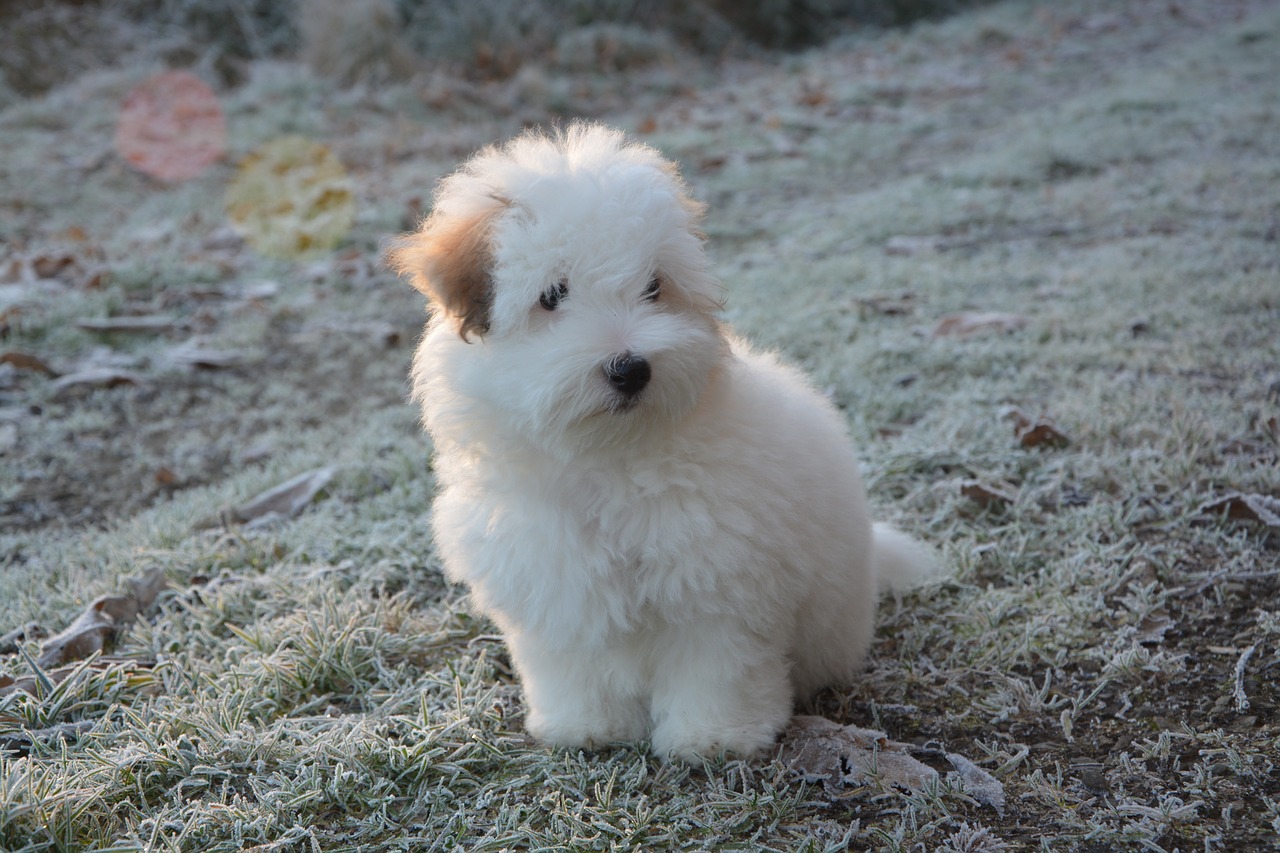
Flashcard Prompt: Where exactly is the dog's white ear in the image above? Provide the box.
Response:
[386,206,501,341]
[657,161,708,239]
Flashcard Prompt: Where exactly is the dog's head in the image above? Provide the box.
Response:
[388,123,727,458]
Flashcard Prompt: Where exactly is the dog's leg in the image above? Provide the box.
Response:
[508,634,648,750]
[648,619,791,760]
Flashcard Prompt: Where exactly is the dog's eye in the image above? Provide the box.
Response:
[643,276,661,303]
[540,278,568,311]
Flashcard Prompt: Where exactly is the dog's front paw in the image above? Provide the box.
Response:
[650,718,780,762]
[526,704,646,751]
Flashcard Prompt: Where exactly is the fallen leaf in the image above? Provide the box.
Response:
[202,226,246,252]
[31,252,78,280]
[0,622,45,655]
[932,312,1030,338]
[778,716,938,792]
[1197,493,1280,527]
[1,720,96,758]
[945,752,1006,814]
[1136,610,1174,646]
[855,292,917,317]
[36,569,167,668]
[76,316,176,334]
[1001,406,1070,449]
[231,467,335,527]
[240,440,275,464]
[166,344,247,370]
[239,280,280,301]
[48,368,144,399]
[960,479,1017,508]
[0,351,59,376]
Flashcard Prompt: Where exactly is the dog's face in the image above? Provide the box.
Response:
[389,125,727,459]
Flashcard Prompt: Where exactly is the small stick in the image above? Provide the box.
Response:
[1232,644,1257,712]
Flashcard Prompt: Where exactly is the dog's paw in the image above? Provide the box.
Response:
[526,704,648,751]
[650,719,778,763]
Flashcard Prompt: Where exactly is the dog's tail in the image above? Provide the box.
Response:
[871,522,939,597]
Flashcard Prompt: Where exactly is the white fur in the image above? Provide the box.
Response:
[391,123,935,760]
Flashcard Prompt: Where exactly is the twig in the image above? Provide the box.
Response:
[1172,568,1280,599]
[1233,644,1257,712]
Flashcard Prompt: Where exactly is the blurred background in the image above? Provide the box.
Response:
[0,0,985,100]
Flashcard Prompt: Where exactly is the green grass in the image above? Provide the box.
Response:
[2,0,1279,849]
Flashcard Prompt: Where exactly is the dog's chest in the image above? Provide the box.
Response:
[561,462,697,549]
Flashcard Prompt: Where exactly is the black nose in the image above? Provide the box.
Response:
[604,353,651,397]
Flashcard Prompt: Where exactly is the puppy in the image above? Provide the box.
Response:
[388,123,934,760]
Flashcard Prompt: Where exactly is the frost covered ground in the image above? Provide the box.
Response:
[2,0,1278,849]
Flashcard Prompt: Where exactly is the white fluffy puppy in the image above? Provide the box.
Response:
[389,123,934,761]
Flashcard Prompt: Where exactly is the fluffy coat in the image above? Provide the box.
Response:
[388,123,934,760]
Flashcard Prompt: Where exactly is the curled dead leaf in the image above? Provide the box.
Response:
[778,716,937,792]
[35,568,167,668]
[855,292,917,317]
[76,316,177,334]
[1197,493,1280,527]
[1136,610,1174,646]
[1018,421,1070,448]
[166,344,247,370]
[944,752,1006,814]
[1,720,97,758]
[0,622,45,655]
[960,479,1017,508]
[230,467,335,528]
[0,351,59,377]
[932,311,1030,338]
[31,252,78,280]
[1003,409,1071,449]
[48,368,145,399]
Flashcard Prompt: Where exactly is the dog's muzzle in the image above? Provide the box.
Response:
[604,353,651,400]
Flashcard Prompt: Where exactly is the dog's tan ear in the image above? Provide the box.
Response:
[386,207,500,341]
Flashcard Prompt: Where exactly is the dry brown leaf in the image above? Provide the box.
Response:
[31,252,78,280]
[855,292,917,317]
[0,622,45,655]
[960,479,1017,508]
[780,717,1006,811]
[48,368,144,399]
[76,316,176,334]
[1197,493,1280,527]
[166,344,247,370]
[932,311,1030,338]
[1136,610,1174,646]
[778,716,938,792]
[1001,406,1071,448]
[1,720,96,757]
[231,467,335,527]
[944,751,1006,814]
[35,568,167,669]
[0,351,59,376]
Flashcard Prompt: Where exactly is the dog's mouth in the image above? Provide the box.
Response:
[607,395,642,414]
